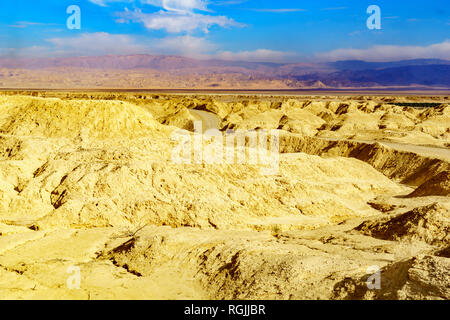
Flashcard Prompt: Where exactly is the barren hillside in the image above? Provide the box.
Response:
[0,92,448,300]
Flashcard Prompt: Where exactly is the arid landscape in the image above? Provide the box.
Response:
[0,91,448,300]
[1,55,449,90]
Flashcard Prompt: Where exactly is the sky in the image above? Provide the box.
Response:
[0,0,449,62]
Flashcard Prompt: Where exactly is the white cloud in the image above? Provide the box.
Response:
[0,32,219,60]
[216,49,295,62]
[88,0,109,6]
[117,8,242,33]
[142,0,208,13]
[89,0,208,11]
[316,40,450,62]
[0,46,51,58]
[1,33,149,58]
[1,29,293,63]
[105,0,243,34]
[155,35,216,57]
[8,21,59,28]
[46,32,151,56]
[88,0,134,7]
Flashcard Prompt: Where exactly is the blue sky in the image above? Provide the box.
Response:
[0,0,449,62]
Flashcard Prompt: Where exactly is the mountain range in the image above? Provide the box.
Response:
[0,55,449,89]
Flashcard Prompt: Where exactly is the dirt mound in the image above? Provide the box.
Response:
[0,96,407,232]
[1,136,403,231]
[355,203,450,245]
[279,134,450,186]
[408,171,450,197]
[333,254,450,300]
[0,95,164,140]
[211,97,450,148]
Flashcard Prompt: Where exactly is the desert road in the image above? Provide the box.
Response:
[189,109,221,133]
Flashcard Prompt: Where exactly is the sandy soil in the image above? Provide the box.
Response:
[0,92,448,300]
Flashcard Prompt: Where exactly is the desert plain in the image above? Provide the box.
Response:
[0,91,448,300]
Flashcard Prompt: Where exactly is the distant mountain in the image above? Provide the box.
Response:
[328,59,450,71]
[0,55,449,89]
[298,64,450,87]
[0,54,282,71]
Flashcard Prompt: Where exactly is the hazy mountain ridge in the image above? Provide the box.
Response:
[0,55,282,71]
[0,55,449,89]
[329,59,450,71]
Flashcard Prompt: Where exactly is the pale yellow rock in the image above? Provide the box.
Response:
[0,93,448,300]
